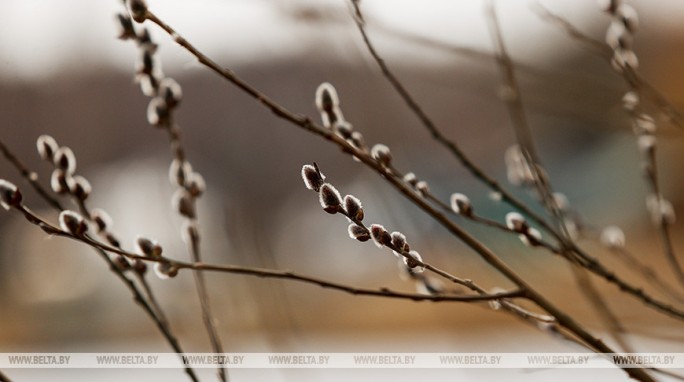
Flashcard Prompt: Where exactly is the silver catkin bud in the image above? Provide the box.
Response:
[505,212,527,233]
[91,208,113,232]
[128,0,148,23]
[50,169,69,195]
[370,224,392,248]
[343,195,364,221]
[59,210,88,236]
[53,146,77,175]
[0,179,22,210]
[67,175,92,201]
[450,193,473,216]
[36,135,59,162]
[348,223,370,242]
[319,183,342,214]
[136,236,163,258]
[370,144,392,167]
[301,164,325,192]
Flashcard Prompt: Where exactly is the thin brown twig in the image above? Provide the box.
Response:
[8,202,526,304]
[612,247,684,304]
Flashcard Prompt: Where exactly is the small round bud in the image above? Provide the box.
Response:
[343,195,364,221]
[487,287,507,310]
[136,48,155,77]
[622,91,639,112]
[128,0,148,23]
[181,221,200,245]
[519,227,542,247]
[319,183,342,214]
[103,233,120,248]
[50,169,69,194]
[450,193,473,216]
[173,189,196,219]
[606,21,632,51]
[403,250,425,273]
[637,134,656,155]
[634,114,656,134]
[135,28,156,50]
[36,135,59,162]
[403,172,418,187]
[53,146,77,175]
[415,181,429,196]
[600,226,625,249]
[505,212,527,233]
[552,192,569,211]
[169,158,193,187]
[147,97,170,126]
[185,172,206,198]
[301,164,325,192]
[59,210,88,236]
[315,82,339,112]
[154,262,178,280]
[136,236,163,257]
[159,77,183,109]
[617,4,638,32]
[315,82,341,127]
[91,208,113,232]
[370,144,392,167]
[347,131,366,152]
[370,224,392,248]
[390,231,409,252]
[612,49,638,70]
[347,223,370,242]
[115,13,136,40]
[0,179,22,210]
[67,175,92,201]
[114,255,132,271]
[133,259,148,275]
[646,195,676,225]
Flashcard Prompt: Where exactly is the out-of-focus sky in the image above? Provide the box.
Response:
[1,0,681,82]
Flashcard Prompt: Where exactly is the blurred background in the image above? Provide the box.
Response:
[1,0,683,381]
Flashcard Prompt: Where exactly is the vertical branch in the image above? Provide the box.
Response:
[484,0,638,356]
[121,2,227,379]
[598,1,684,290]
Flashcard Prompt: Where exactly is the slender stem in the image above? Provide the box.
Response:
[12,203,524,304]
[612,247,684,303]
